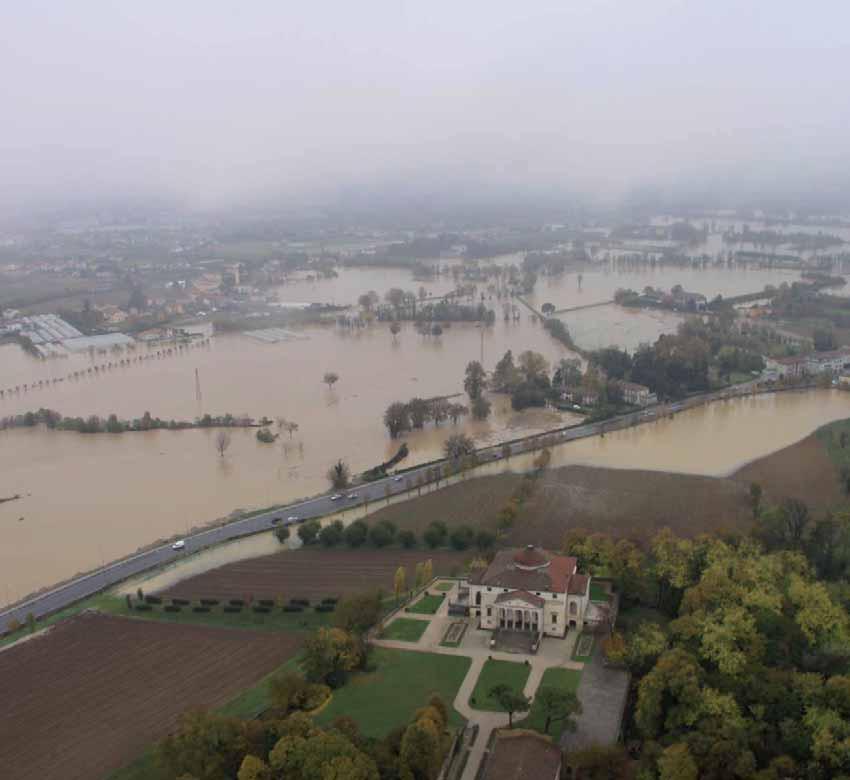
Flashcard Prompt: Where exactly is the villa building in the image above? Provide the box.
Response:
[465,546,599,638]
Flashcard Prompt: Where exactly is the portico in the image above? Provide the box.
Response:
[494,591,543,631]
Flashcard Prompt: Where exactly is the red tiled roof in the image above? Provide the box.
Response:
[494,590,545,608]
[470,548,577,593]
[514,545,548,567]
[567,574,589,596]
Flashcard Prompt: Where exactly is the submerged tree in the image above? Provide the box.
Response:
[215,430,232,457]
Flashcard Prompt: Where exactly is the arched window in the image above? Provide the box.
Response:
[569,601,577,615]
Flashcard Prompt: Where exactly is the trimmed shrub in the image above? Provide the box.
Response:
[135,604,153,612]
[321,597,339,605]
[258,599,275,607]
[200,598,219,606]
[315,604,335,613]
[164,605,181,613]
[290,598,310,606]
[283,605,304,613]
[229,599,245,606]
[171,598,190,606]
[144,595,162,605]
[253,606,271,614]
[223,606,242,613]
[193,606,211,613]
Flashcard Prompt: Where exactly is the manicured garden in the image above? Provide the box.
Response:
[408,592,445,614]
[381,617,429,642]
[520,667,583,738]
[469,659,531,711]
[315,647,471,735]
[434,581,456,592]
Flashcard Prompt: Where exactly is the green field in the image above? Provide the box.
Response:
[434,582,456,592]
[519,667,583,738]
[408,593,445,614]
[315,647,471,736]
[381,617,429,642]
[469,659,531,711]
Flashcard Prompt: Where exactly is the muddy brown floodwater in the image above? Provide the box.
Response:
[0,264,831,604]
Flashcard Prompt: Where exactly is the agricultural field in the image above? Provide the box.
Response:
[160,548,468,602]
[0,613,301,780]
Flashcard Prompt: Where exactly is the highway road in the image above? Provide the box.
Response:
[0,379,762,636]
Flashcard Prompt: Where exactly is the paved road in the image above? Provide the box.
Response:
[0,379,762,635]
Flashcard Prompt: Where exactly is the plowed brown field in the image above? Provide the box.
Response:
[0,612,300,780]
[161,548,469,602]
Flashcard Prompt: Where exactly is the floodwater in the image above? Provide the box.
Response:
[485,389,850,478]
[0,318,578,605]
[0,262,839,604]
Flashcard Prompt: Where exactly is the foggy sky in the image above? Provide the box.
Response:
[2,1,850,213]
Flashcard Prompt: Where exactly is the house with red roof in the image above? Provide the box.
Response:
[466,545,595,638]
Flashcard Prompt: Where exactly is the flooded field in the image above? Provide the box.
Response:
[0,263,840,603]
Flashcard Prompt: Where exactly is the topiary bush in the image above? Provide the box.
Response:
[200,598,219,606]
[193,606,210,613]
[223,606,242,613]
[164,605,181,613]
[144,595,162,605]
[135,604,153,612]
[283,605,304,613]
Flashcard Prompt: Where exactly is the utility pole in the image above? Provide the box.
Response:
[195,368,202,402]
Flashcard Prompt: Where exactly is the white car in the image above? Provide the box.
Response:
[287,516,300,524]
[330,494,342,501]
[393,476,403,482]
[347,493,359,499]
[171,540,186,551]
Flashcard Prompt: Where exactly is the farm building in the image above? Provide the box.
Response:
[464,546,612,638]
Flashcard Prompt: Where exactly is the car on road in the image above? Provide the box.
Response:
[393,476,403,482]
[287,516,300,524]
[270,516,283,525]
[330,494,343,501]
[171,540,186,551]
[347,493,359,499]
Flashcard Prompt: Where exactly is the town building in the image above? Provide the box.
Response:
[480,730,561,780]
[466,546,604,638]
[617,380,657,407]
[766,349,850,378]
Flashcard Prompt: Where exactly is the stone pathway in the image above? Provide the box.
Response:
[374,582,585,780]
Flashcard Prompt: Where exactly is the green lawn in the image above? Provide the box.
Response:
[434,582,456,592]
[519,667,583,738]
[408,593,445,614]
[469,659,531,711]
[96,596,333,633]
[818,418,850,474]
[381,617,429,642]
[589,582,609,603]
[315,647,471,736]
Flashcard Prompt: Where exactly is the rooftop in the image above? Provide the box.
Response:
[469,547,578,594]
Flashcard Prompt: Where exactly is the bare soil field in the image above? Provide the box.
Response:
[364,467,751,548]
[734,431,843,511]
[161,548,469,602]
[0,612,301,780]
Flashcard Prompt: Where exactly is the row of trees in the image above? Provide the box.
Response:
[383,397,469,438]
[1,407,260,435]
